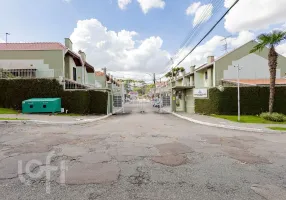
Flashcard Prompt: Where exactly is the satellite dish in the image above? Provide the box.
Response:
[217,85,224,92]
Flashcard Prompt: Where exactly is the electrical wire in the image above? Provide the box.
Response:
[158,0,225,76]
[158,0,239,79]
[173,0,239,68]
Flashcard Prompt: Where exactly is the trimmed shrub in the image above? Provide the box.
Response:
[0,79,108,114]
[61,90,90,114]
[195,87,286,115]
[89,90,108,114]
[260,112,286,122]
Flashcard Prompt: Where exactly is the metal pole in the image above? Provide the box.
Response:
[236,65,241,121]
[153,73,156,99]
[5,33,10,43]
[122,83,125,114]
[159,78,162,113]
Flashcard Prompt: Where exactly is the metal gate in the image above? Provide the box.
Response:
[157,93,171,113]
[112,84,125,114]
[113,95,123,114]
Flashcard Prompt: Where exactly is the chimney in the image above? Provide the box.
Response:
[207,56,214,64]
[78,50,86,62]
[190,65,195,73]
[65,38,73,50]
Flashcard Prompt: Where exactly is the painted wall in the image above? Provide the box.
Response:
[186,89,194,113]
[64,56,80,81]
[76,67,83,84]
[223,53,281,79]
[87,73,95,86]
[215,40,286,86]
[0,50,64,78]
[0,59,55,78]
[95,76,106,88]
[195,68,214,88]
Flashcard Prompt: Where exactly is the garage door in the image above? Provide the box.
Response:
[186,89,194,114]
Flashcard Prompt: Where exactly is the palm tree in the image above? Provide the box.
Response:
[250,30,286,114]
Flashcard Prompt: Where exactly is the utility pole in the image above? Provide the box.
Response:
[170,58,174,80]
[153,73,156,98]
[5,33,10,43]
[102,67,107,88]
[234,65,242,121]
[159,78,162,113]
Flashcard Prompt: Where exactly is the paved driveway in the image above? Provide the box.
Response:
[0,104,286,199]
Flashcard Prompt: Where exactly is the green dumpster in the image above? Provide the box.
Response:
[22,98,61,114]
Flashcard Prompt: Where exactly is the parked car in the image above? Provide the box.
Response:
[153,100,162,108]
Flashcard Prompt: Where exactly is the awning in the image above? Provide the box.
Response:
[172,86,194,90]
[85,62,95,73]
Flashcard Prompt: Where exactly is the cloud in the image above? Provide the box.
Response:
[276,43,286,57]
[186,2,213,27]
[63,0,71,3]
[227,30,255,48]
[172,31,255,69]
[224,0,286,33]
[118,0,132,10]
[186,2,201,15]
[137,0,165,14]
[0,38,4,43]
[70,18,170,75]
[70,18,256,79]
[224,0,236,8]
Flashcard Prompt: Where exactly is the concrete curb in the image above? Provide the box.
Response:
[0,114,112,125]
[169,111,270,133]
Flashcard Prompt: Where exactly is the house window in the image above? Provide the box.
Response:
[73,67,77,81]
[204,71,208,80]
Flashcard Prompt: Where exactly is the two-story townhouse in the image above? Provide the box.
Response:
[171,40,286,114]
[0,38,95,88]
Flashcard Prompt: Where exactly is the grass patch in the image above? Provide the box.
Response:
[0,118,26,120]
[267,127,286,131]
[212,115,286,124]
[0,108,19,114]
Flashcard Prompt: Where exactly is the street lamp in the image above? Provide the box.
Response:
[234,65,242,121]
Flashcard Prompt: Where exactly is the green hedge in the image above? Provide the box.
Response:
[195,87,286,115]
[0,79,108,114]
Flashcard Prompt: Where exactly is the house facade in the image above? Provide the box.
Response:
[0,38,96,88]
[170,40,286,114]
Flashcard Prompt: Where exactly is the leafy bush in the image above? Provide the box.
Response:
[260,112,286,122]
[195,87,286,115]
[0,79,109,114]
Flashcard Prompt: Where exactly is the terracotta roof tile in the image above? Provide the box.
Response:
[95,71,105,76]
[0,42,66,50]
[223,79,286,85]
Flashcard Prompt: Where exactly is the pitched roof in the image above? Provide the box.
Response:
[95,71,105,76]
[195,40,258,72]
[0,42,66,51]
[85,61,94,73]
[223,79,286,86]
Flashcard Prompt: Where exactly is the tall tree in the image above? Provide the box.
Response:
[250,30,286,113]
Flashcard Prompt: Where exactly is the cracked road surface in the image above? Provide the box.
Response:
[1,103,286,199]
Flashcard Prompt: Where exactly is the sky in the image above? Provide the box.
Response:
[1,0,286,81]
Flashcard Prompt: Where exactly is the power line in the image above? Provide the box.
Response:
[159,0,226,76]
[172,0,240,68]
[162,0,221,71]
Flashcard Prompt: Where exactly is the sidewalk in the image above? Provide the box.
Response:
[167,111,286,133]
[0,113,110,125]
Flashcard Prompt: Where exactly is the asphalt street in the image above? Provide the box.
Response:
[0,102,286,200]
